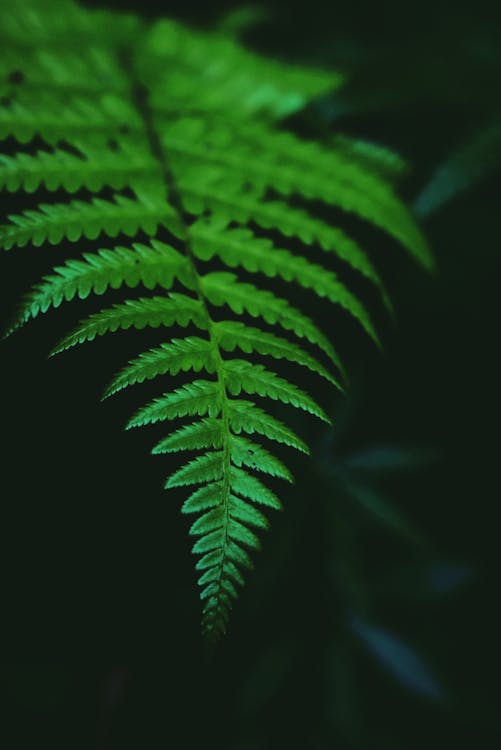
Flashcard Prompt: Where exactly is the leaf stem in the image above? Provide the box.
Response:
[122,47,233,636]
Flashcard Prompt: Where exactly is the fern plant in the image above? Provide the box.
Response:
[0,0,432,640]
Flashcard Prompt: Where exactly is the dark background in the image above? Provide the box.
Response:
[0,0,499,747]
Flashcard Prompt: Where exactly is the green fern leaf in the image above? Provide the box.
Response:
[189,506,227,535]
[51,294,206,353]
[9,242,191,333]
[214,320,340,388]
[228,494,269,530]
[0,146,157,193]
[181,179,389,304]
[166,452,225,488]
[223,358,330,422]
[0,98,136,144]
[227,400,309,454]
[227,122,433,269]
[229,467,283,510]
[152,418,224,455]
[229,435,293,482]
[192,219,378,343]
[182,483,224,514]
[0,194,183,250]
[330,134,408,180]
[103,337,216,398]
[127,380,222,428]
[201,272,345,376]
[1,0,432,640]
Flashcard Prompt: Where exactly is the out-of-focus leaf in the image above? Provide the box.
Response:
[373,562,473,601]
[414,118,501,217]
[349,614,445,701]
[343,480,426,549]
[329,134,409,181]
[428,563,473,593]
[217,5,269,36]
[341,444,437,474]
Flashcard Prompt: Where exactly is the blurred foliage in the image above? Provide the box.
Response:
[414,117,501,217]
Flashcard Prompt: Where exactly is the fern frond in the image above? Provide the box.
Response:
[162,117,433,269]
[182,483,225,513]
[1,0,432,640]
[227,495,269,531]
[214,320,341,388]
[166,452,225,488]
[222,359,330,422]
[52,294,206,353]
[195,546,250,576]
[229,467,282,510]
[229,435,293,482]
[103,337,216,398]
[237,124,432,269]
[10,242,191,333]
[0,1,139,47]
[181,179,389,302]
[201,272,345,376]
[0,193,183,250]
[127,380,222,428]
[0,146,157,194]
[142,18,343,121]
[152,418,223,455]
[0,97,138,144]
[330,134,408,180]
[191,220,378,343]
[227,400,309,454]
[0,44,129,96]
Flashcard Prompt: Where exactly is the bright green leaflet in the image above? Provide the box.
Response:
[0,0,431,640]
